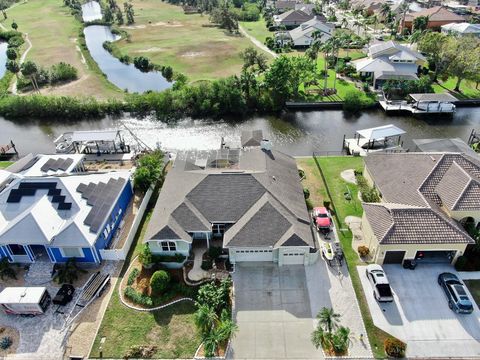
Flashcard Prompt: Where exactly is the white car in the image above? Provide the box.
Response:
[365,264,394,302]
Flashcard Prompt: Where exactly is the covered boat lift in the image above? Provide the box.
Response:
[343,124,406,156]
[55,130,131,155]
[379,93,457,114]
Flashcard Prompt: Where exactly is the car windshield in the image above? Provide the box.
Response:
[377,284,392,297]
[458,302,473,310]
[318,213,328,218]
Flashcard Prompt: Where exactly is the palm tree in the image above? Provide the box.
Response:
[331,326,351,354]
[203,329,222,357]
[194,304,219,336]
[320,41,332,91]
[341,17,348,29]
[217,309,238,342]
[20,60,39,93]
[317,307,341,333]
[380,3,391,21]
[399,0,410,34]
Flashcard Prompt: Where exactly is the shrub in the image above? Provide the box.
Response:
[7,35,23,48]
[208,246,222,260]
[343,90,363,113]
[127,268,139,286]
[161,66,173,81]
[55,258,87,284]
[134,150,164,192]
[384,338,406,358]
[50,62,78,84]
[356,174,380,202]
[152,253,186,263]
[357,245,370,257]
[138,244,153,267]
[303,188,310,200]
[201,259,213,271]
[133,56,153,72]
[150,270,170,293]
[306,198,313,210]
[0,258,16,280]
[298,169,305,179]
[454,255,468,271]
[124,286,153,306]
[0,336,12,350]
[123,345,157,359]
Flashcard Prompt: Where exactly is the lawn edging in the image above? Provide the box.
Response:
[118,254,194,312]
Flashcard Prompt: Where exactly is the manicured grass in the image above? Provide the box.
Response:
[90,207,201,359]
[433,78,480,100]
[298,156,395,358]
[0,161,13,169]
[465,280,480,308]
[240,17,272,45]
[116,0,271,82]
[1,0,121,98]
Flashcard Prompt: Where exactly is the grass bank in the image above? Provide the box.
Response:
[240,16,272,45]
[2,0,122,98]
[297,156,394,358]
[0,161,13,169]
[433,78,480,100]
[115,0,271,82]
[90,208,201,359]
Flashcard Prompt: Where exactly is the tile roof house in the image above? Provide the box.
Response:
[283,16,334,47]
[361,152,477,265]
[144,146,317,266]
[353,41,427,89]
[402,6,465,31]
[273,9,317,28]
[0,154,133,264]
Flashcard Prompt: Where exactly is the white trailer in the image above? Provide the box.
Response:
[0,287,51,316]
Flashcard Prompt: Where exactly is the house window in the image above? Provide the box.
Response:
[60,247,84,258]
[212,224,225,235]
[160,241,176,251]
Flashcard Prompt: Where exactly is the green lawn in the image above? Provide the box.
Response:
[1,0,121,98]
[299,156,398,358]
[240,17,272,45]
[116,0,271,82]
[0,161,13,169]
[465,280,480,308]
[90,207,201,359]
[433,78,480,100]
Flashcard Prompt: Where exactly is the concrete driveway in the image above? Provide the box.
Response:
[230,263,324,359]
[358,264,480,358]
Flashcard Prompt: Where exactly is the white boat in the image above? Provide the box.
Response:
[321,242,335,261]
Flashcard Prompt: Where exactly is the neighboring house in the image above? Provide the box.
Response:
[361,152,478,265]
[413,138,478,157]
[350,0,383,16]
[273,0,296,14]
[441,22,480,36]
[144,143,317,266]
[283,16,334,47]
[273,9,316,28]
[402,6,465,31]
[0,154,133,264]
[353,41,426,88]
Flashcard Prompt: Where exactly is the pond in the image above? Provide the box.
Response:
[81,1,103,22]
[2,107,480,157]
[81,0,172,93]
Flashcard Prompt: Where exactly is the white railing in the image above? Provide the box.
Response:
[99,187,153,261]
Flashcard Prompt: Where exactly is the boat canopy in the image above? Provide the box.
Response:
[356,124,406,141]
[71,130,121,142]
[409,93,458,102]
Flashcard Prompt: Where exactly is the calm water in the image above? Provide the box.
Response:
[81,1,102,22]
[0,43,7,80]
[2,108,480,156]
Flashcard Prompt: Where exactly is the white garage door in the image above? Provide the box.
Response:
[282,251,305,265]
[234,249,274,262]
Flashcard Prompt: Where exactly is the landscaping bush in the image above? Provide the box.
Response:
[384,338,406,358]
[298,169,305,179]
[357,245,370,257]
[0,336,12,350]
[124,286,153,306]
[152,253,186,263]
[454,255,468,271]
[134,151,164,192]
[50,62,78,84]
[303,187,310,200]
[7,35,23,48]
[123,345,157,359]
[201,259,213,271]
[208,246,222,260]
[133,56,154,72]
[55,258,86,284]
[306,198,313,210]
[196,278,231,312]
[343,90,363,113]
[356,174,380,203]
[150,270,170,293]
[138,244,153,267]
[127,268,139,286]
[0,258,16,280]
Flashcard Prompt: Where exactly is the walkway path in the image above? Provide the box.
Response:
[11,33,32,95]
[239,25,278,59]
[188,247,208,281]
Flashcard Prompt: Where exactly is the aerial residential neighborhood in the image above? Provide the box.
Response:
[1,0,480,358]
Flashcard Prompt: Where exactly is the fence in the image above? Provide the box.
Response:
[99,187,154,261]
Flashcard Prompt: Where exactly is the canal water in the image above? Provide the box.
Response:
[2,107,480,157]
[0,42,8,80]
[81,2,172,93]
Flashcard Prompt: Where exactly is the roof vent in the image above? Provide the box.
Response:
[261,139,272,151]
[429,156,436,162]
[272,175,277,181]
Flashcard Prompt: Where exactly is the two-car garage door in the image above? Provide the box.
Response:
[233,249,274,262]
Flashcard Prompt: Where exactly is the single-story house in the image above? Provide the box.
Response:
[0,154,133,264]
[402,6,465,31]
[273,0,296,14]
[441,22,480,36]
[353,41,426,88]
[413,138,478,157]
[282,16,334,47]
[144,145,317,266]
[361,152,478,265]
[273,9,316,28]
[350,0,383,16]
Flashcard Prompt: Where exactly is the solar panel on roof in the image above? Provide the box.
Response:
[51,195,66,203]
[81,183,96,198]
[21,157,39,171]
[40,159,55,172]
[58,202,72,210]
[19,182,56,189]
[18,188,36,196]
[76,183,88,194]
[6,194,21,203]
[90,203,111,232]
[48,188,61,196]
[58,158,74,171]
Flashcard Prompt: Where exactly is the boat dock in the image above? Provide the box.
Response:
[343,124,406,156]
[380,93,458,114]
[0,140,18,160]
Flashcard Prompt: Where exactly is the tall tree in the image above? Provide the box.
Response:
[104,6,114,23]
[116,8,124,25]
[6,60,19,78]
[444,36,480,92]
[124,2,134,25]
[0,0,8,20]
[20,60,39,92]
[317,307,340,333]
[6,48,16,61]
[380,3,391,20]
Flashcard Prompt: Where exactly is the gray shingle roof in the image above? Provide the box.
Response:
[363,203,473,245]
[171,202,210,232]
[241,130,263,147]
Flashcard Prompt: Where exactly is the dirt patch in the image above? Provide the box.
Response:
[0,326,19,357]
[341,169,357,184]
[181,51,205,58]
[132,47,164,53]
[151,21,183,27]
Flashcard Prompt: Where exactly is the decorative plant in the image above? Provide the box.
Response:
[138,244,153,267]
[127,268,139,286]
[149,270,170,294]
[311,307,351,355]
[207,246,222,260]
[357,246,370,257]
[0,336,12,350]
[384,338,406,358]
[0,258,16,280]
[55,258,86,284]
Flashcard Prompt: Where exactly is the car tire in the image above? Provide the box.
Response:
[448,301,453,310]
[438,277,442,285]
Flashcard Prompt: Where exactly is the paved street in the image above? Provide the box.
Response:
[358,264,480,358]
